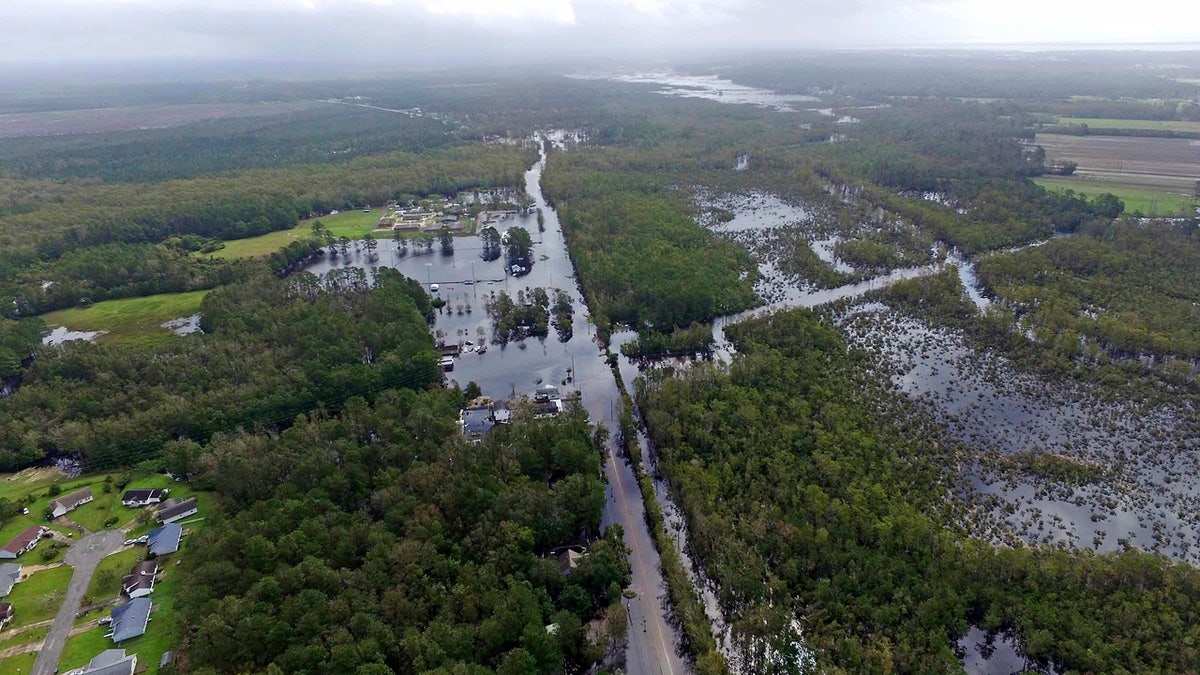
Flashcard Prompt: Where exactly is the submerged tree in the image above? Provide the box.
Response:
[439,227,454,255]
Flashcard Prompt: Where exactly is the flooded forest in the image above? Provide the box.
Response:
[2,50,1200,675]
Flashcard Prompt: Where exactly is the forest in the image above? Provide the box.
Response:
[638,309,1200,673]
[0,267,440,470]
[174,394,630,675]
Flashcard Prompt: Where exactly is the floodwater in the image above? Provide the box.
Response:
[957,627,1056,675]
[298,136,688,675]
[838,304,1200,562]
[581,72,818,112]
[41,326,106,346]
[161,314,203,336]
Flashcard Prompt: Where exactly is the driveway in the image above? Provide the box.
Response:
[30,529,124,675]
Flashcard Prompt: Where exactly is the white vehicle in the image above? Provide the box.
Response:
[430,283,439,292]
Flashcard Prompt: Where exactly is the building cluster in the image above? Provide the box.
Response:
[0,479,199,666]
[376,198,466,233]
[459,385,569,443]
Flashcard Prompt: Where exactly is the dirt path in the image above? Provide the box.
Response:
[30,530,124,675]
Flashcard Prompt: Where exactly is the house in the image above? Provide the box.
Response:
[0,602,12,627]
[80,648,137,675]
[0,563,21,597]
[556,548,587,575]
[0,525,49,559]
[461,407,495,443]
[121,488,166,508]
[146,523,182,557]
[107,597,151,642]
[121,560,159,598]
[50,487,94,518]
[155,496,198,524]
[534,399,563,418]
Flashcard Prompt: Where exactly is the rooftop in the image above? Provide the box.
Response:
[147,523,182,556]
[109,597,151,642]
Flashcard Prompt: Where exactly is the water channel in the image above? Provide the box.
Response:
[298,136,688,675]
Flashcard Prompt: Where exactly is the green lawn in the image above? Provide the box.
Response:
[0,624,48,652]
[0,651,36,673]
[59,549,186,674]
[0,473,121,545]
[207,208,391,259]
[4,564,72,628]
[39,290,209,347]
[83,548,143,605]
[1034,177,1198,216]
[1050,117,1200,133]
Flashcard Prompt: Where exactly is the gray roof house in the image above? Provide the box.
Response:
[147,523,182,557]
[0,563,21,597]
[155,496,198,524]
[108,597,151,642]
[80,648,138,675]
[121,488,166,508]
[50,486,94,518]
[121,559,158,598]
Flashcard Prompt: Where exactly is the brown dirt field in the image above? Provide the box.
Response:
[1036,133,1200,192]
[0,101,318,138]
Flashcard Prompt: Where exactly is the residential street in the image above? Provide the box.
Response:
[30,530,124,675]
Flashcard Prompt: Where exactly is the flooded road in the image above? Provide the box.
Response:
[299,137,688,675]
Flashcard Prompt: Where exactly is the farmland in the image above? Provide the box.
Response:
[1036,133,1200,195]
[0,102,318,138]
[1034,176,1198,215]
[1050,117,1200,133]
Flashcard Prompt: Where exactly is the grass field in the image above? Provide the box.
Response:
[1034,176,1198,216]
[1050,117,1200,133]
[4,564,72,628]
[208,208,390,259]
[39,290,209,347]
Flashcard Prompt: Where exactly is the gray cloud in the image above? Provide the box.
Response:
[1,0,1196,76]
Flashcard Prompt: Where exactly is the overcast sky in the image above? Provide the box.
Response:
[4,0,1198,73]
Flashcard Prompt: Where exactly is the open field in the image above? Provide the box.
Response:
[1036,133,1200,194]
[0,652,36,672]
[207,208,391,259]
[39,290,209,347]
[4,565,72,628]
[1034,176,1198,216]
[0,102,318,138]
[1050,117,1200,133]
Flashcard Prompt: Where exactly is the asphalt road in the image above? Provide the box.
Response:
[31,530,124,675]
